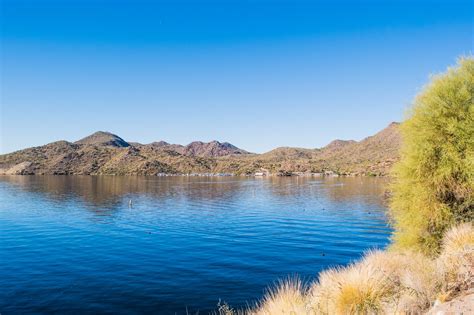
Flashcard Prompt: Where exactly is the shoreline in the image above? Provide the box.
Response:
[0,172,388,177]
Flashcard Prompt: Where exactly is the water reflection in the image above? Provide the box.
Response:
[0,175,389,209]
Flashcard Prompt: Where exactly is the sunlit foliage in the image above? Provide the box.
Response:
[390,57,474,254]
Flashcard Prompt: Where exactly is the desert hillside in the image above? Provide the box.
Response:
[0,122,400,176]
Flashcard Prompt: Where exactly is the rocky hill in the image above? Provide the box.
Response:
[314,122,401,175]
[212,122,401,176]
[140,140,249,157]
[75,131,130,147]
[183,141,249,157]
[0,123,401,176]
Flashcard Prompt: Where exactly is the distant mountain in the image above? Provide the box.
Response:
[148,141,171,148]
[315,122,401,175]
[259,147,315,160]
[75,131,130,147]
[140,140,249,157]
[0,123,401,176]
[183,141,249,157]
[213,122,401,176]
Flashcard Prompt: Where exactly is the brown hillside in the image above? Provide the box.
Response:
[0,123,401,176]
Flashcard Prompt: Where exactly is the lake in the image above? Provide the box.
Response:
[0,176,392,314]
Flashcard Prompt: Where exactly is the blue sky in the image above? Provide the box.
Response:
[1,0,472,154]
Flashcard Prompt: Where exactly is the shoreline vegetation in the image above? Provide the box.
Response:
[217,58,474,314]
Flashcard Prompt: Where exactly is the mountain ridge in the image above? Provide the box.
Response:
[0,122,401,176]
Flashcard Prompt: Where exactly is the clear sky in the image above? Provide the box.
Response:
[0,0,472,154]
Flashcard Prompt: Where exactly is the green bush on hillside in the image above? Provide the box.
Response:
[390,57,474,254]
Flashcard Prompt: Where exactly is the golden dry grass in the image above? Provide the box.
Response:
[249,279,308,315]
[361,250,437,314]
[306,250,437,314]
[308,259,396,314]
[437,222,474,301]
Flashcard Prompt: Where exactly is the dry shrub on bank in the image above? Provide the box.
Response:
[362,250,437,314]
[308,261,394,314]
[306,250,437,314]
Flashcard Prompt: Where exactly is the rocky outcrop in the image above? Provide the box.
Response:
[427,292,474,314]
[0,161,35,175]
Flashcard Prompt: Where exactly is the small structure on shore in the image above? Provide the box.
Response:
[254,169,269,177]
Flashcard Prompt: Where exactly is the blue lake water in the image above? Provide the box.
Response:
[0,176,392,314]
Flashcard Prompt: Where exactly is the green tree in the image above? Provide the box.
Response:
[390,57,474,254]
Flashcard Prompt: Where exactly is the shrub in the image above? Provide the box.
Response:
[390,57,474,254]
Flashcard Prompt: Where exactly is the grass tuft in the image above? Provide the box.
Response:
[249,278,308,315]
[437,222,474,301]
[307,260,394,314]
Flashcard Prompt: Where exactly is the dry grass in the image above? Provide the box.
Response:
[441,222,474,253]
[306,250,437,314]
[437,222,474,301]
[361,250,438,313]
[307,261,394,314]
[215,300,240,315]
[249,279,308,315]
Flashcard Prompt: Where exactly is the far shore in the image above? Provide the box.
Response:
[0,171,388,177]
